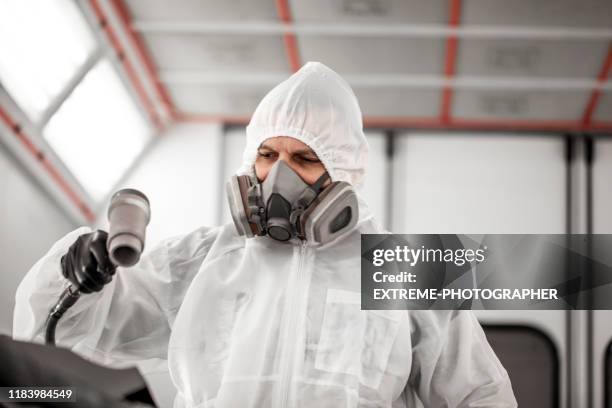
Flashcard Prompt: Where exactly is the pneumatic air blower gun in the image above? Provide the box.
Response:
[44,189,151,345]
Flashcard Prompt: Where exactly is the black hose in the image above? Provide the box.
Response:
[45,286,80,346]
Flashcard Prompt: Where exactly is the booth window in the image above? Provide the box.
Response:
[483,325,559,408]
[0,0,95,121]
[0,0,153,205]
[44,60,150,201]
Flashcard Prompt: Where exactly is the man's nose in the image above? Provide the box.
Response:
[277,152,291,162]
[275,157,306,182]
[276,155,299,173]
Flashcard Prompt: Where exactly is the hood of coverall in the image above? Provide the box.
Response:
[238,62,370,192]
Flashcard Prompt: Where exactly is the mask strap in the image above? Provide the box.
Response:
[297,171,330,208]
[289,172,331,229]
[310,171,330,194]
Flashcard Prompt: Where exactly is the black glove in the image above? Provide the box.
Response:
[61,230,116,294]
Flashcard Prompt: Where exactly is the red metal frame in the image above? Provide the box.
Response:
[110,0,176,120]
[275,0,302,72]
[0,106,95,222]
[176,112,612,132]
[89,0,163,129]
[440,0,462,124]
[582,42,612,126]
[175,112,252,126]
[364,117,612,132]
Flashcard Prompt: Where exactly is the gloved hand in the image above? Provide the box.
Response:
[61,230,116,293]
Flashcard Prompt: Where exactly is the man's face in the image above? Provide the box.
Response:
[254,136,329,186]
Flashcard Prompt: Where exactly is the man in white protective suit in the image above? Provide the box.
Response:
[14,62,517,407]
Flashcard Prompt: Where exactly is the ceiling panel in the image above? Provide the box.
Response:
[125,0,279,22]
[298,37,445,75]
[463,0,612,28]
[290,0,448,24]
[453,89,590,121]
[595,91,612,122]
[457,39,610,78]
[168,84,269,116]
[121,0,610,127]
[141,34,289,72]
[354,87,439,117]
[168,84,441,119]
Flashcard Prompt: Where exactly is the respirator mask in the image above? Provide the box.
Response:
[226,160,359,244]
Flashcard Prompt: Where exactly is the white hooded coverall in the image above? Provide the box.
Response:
[14,62,517,407]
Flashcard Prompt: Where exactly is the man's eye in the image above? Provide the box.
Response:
[299,156,320,164]
[258,151,276,159]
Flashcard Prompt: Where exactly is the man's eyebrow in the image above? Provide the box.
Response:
[258,143,276,151]
[258,143,318,157]
[293,148,318,157]
[293,149,319,159]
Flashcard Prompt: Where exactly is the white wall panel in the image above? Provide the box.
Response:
[0,144,75,335]
[110,122,223,247]
[391,132,567,407]
[591,139,612,408]
[392,133,566,233]
[360,131,388,228]
[220,127,247,225]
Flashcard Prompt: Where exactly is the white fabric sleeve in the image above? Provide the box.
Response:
[13,226,95,344]
[12,226,214,374]
[407,310,518,407]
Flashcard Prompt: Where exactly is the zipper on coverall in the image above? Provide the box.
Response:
[278,241,307,407]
